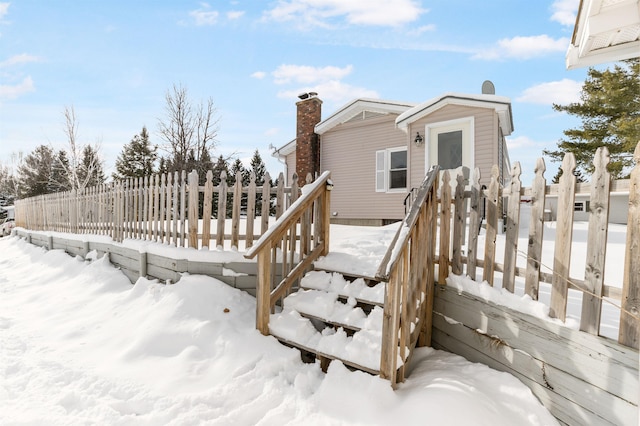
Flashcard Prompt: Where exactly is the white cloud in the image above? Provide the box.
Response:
[189,5,219,26]
[278,80,378,104]
[0,76,35,100]
[408,24,436,36]
[550,0,578,27]
[517,79,582,105]
[251,71,266,79]
[263,0,425,28]
[272,64,353,84]
[227,10,245,20]
[0,3,9,20]
[507,135,538,150]
[0,53,41,68]
[473,35,569,60]
[264,128,280,137]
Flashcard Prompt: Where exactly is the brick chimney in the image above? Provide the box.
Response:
[295,93,322,186]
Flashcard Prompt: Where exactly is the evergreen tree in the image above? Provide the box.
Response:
[17,145,54,198]
[211,155,230,217]
[113,127,157,180]
[544,59,640,179]
[48,150,72,192]
[77,145,105,188]
[249,149,268,186]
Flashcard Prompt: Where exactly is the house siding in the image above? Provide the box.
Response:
[407,105,497,188]
[285,152,296,186]
[320,114,408,221]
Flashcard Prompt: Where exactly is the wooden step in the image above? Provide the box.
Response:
[282,288,383,333]
[269,303,384,375]
[272,333,379,375]
[300,270,385,308]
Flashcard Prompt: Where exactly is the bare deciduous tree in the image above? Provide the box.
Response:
[157,84,219,173]
[49,105,105,191]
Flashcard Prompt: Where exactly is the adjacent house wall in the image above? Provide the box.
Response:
[320,113,408,223]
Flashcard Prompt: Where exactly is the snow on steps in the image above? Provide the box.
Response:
[268,270,394,375]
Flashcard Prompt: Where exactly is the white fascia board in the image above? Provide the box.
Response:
[315,98,414,135]
[396,93,513,135]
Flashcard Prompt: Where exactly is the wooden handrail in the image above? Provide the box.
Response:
[376,165,439,388]
[244,170,332,335]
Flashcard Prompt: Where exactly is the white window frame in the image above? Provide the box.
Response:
[375,146,407,193]
[425,117,474,174]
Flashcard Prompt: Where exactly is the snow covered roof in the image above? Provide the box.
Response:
[566,0,640,69]
[314,98,416,135]
[395,92,514,136]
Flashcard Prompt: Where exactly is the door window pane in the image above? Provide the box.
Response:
[438,130,462,169]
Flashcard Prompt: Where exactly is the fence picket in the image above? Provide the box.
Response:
[452,172,465,275]
[483,165,500,286]
[231,178,242,249]
[467,168,481,281]
[188,170,199,248]
[179,171,186,247]
[619,141,640,349]
[550,153,577,321]
[261,172,271,235]
[580,147,611,334]
[216,171,228,248]
[246,173,257,248]
[503,162,522,293]
[438,170,451,284]
[525,158,547,300]
[202,171,213,248]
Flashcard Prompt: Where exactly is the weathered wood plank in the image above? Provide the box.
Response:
[231,178,242,249]
[187,170,199,248]
[433,285,638,401]
[525,158,547,300]
[483,165,500,285]
[432,324,631,426]
[216,171,228,248]
[580,147,611,334]
[619,141,640,349]
[201,171,213,248]
[502,162,522,293]
[438,170,451,284]
[246,173,256,248]
[550,153,576,321]
[451,172,465,275]
[466,168,481,282]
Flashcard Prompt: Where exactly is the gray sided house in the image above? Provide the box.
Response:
[274,88,514,225]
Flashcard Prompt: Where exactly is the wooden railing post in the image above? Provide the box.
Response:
[438,170,451,284]
[256,248,272,335]
[619,141,640,349]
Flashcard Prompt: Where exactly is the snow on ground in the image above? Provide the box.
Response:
[0,235,558,425]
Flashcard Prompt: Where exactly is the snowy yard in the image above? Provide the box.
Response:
[0,229,561,425]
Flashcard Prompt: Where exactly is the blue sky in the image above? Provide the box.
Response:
[0,0,598,184]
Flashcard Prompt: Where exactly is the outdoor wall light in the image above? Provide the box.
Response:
[414,131,423,147]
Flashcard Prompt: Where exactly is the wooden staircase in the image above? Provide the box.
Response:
[244,166,441,387]
[268,270,386,375]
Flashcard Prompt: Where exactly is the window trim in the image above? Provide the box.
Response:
[375,146,408,193]
[424,116,474,174]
